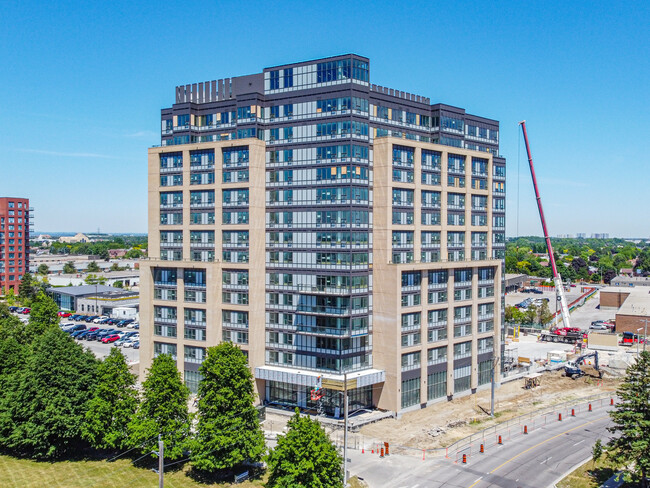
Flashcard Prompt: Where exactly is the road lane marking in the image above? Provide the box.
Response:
[540,456,552,464]
[573,439,585,446]
[488,416,608,474]
[467,476,483,487]
[465,415,609,487]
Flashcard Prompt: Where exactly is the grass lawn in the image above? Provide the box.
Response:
[556,455,633,488]
[0,455,265,488]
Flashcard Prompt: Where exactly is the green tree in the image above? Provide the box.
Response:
[538,301,553,326]
[128,354,190,460]
[607,351,650,487]
[190,342,265,473]
[63,261,76,274]
[27,291,60,338]
[592,439,603,468]
[18,272,38,303]
[37,264,49,276]
[86,261,101,272]
[267,409,343,488]
[85,274,107,285]
[124,248,144,259]
[3,287,16,306]
[82,348,139,450]
[0,328,98,459]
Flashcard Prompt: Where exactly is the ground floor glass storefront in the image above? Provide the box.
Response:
[266,380,373,417]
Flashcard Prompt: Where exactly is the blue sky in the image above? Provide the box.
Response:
[1,1,648,236]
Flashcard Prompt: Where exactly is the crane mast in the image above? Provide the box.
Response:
[519,121,571,329]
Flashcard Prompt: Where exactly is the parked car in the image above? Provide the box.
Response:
[85,315,100,323]
[589,323,608,330]
[85,331,100,341]
[93,316,109,324]
[21,308,31,314]
[132,341,140,349]
[8,306,18,312]
[127,322,139,329]
[66,324,87,333]
[70,329,88,338]
[530,289,543,295]
[96,329,118,340]
[106,318,119,325]
[102,334,121,344]
[60,322,76,330]
[58,311,72,317]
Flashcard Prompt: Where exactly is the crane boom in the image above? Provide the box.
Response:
[519,121,571,329]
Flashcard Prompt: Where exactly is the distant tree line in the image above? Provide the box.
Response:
[32,236,148,260]
[506,236,650,283]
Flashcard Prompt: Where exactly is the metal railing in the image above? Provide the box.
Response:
[372,391,616,459]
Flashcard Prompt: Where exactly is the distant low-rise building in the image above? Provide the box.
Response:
[48,284,139,315]
[610,275,650,287]
[599,286,650,335]
[58,233,90,244]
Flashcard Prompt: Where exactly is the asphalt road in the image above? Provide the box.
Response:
[348,400,614,488]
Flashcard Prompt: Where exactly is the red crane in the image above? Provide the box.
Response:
[519,121,571,329]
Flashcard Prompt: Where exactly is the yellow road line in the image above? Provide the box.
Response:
[466,415,608,488]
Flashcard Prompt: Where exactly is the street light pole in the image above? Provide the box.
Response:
[490,356,500,417]
[343,372,348,485]
[637,328,643,358]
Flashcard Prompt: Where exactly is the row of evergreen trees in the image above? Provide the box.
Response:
[0,293,343,487]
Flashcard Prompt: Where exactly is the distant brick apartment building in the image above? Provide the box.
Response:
[0,197,32,293]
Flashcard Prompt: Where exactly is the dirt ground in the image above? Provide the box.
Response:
[358,370,619,450]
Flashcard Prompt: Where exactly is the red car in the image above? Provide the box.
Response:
[58,311,72,317]
[101,334,121,343]
[21,308,31,314]
[88,327,99,332]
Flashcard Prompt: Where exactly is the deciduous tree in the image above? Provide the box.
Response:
[128,354,190,460]
[267,409,343,488]
[27,291,59,338]
[0,328,98,458]
[63,261,76,274]
[18,272,38,303]
[190,342,265,473]
[82,348,139,450]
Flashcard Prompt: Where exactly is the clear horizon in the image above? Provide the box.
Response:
[2,1,648,236]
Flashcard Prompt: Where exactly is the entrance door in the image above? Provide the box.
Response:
[297,389,307,408]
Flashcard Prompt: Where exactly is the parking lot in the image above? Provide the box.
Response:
[12,311,140,364]
[506,286,615,331]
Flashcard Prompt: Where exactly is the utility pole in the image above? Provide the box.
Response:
[343,372,349,485]
[490,356,500,417]
[157,434,164,488]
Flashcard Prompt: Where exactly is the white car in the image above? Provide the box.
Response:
[93,316,109,324]
[127,322,139,329]
[122,340,136,348]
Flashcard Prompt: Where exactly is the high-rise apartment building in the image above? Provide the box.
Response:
[0,197,31,293]
[141,54,505,414]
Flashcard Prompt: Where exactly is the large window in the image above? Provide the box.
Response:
[428,371,447,400]
[401,377,421,409]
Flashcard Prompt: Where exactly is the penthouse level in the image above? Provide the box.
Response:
[161,54,501,157]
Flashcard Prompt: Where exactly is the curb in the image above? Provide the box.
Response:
[547,455,591,488]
